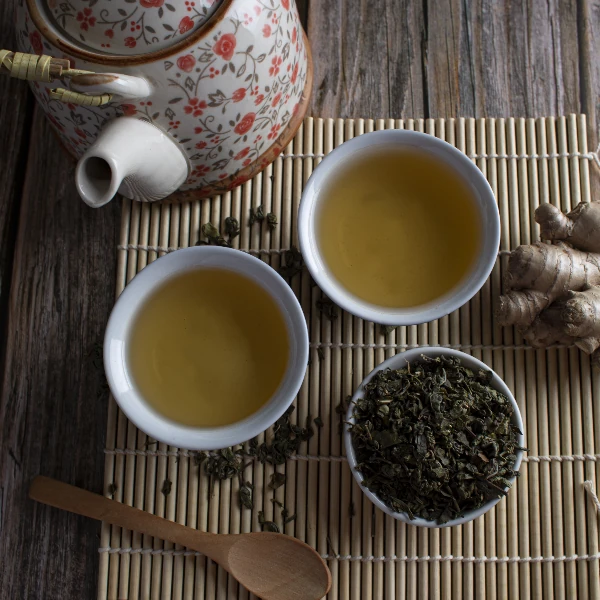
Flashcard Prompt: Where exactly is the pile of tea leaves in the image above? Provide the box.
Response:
[348,355,523,525]
[194,406,312,530]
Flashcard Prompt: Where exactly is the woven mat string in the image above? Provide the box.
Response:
[0,49,112,106]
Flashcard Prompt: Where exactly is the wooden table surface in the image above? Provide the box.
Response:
[1,1,599,598]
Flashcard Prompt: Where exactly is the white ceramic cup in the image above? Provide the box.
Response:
[344,347,524,528]
[104,246,309,450]
[298,130,500,325]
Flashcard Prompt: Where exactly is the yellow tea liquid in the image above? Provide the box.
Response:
[318,149,481,307]
[128,269,289,427]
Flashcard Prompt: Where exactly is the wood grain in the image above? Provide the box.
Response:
[0,108,120,598]
[0,0,34,384]
[1,0,600,598]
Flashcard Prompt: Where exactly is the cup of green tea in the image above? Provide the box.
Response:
[298,130,500,324]
[104,246,309,450]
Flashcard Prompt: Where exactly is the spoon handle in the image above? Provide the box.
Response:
[29,476,226,562]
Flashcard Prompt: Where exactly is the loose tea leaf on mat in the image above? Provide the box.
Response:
[198,222,231,247]
[279,246,304,279]
[348,355,523,525]
[247,406,314,466]
[249,204,265,226]
[224,217,240,241]
[380,324,399,336]
[268,472,286,489]
[316,296,338,320]
[107,483,117,498]
[258,510,280,533]
[266,212,278,230]
[161,479,172,497]
[201,447,247,481]
[239,481,254,509]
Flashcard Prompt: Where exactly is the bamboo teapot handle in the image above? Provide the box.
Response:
[0,49,112,106]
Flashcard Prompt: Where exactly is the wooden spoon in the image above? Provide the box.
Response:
[30,476,331,600]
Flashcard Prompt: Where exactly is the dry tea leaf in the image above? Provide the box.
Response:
[107,483,117,497]
[247,406,314,466]
[224,217,240,241]
[279,246,304,279]
[239,481,254,510]
[316,296,338,320]
[266,212,278,230]
[161,479,172,497]
[249,204,265,226]
[269,472,286,489]
[348,355,523,525]
[380,324,399,336]
[258,510,280,533]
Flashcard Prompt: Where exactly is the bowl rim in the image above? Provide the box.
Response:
[298,129,501,325]
[103,245,309,450]
[343,347,525,528]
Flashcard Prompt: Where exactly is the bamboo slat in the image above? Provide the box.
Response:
[98,116,600,600]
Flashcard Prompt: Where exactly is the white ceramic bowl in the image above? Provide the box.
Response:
[344,347,524,528]
[104,246,309,450]
[298,130,500,325]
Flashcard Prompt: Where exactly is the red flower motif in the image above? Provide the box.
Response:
[141,0,164,6]
[271,92,282,107]
[29,31,43,55]
[262,24,271,37]
[269,56,283,77]
[291,62,299,84]
[267,123,281,140]
[235,147,250,160]
[105,29,114,38]
[184,97,208,117]
[292,102,300,115]
[254,6,261,15]
[194,126,204,134]
[124,37,137,48]
[179,16,194,34]
[177,54,196,72]
[232,88,246,102]
[76,8,96,31]
[243,158,252,167]
[234,113,256,135]
[75,128,87,139]
[213,33,236,61]
[282,0,290,9]
[195,141,207,149]
[254,94,265,106]
[191,164,211,177]
[292,27,297,43]
[121,104,137,116]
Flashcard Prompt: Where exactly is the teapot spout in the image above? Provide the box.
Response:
[76,117,189,208]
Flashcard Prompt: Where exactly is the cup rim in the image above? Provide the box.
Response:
[298,129,500,325]
[343,347,525,528]
[103,246,309,450]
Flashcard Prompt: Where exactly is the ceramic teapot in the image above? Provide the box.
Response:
[4,0,312,206]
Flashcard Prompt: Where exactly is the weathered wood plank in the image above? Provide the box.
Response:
[307,0,426,118]
[0,0,34,376]
[307,0,596,120]
[0,108,120,598]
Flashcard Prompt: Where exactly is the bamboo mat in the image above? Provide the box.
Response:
[99,115,600,600]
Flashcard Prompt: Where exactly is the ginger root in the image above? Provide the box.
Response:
[536,202,600,253]
[496,202,600,363]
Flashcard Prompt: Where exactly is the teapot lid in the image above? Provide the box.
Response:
[43,0,222,56]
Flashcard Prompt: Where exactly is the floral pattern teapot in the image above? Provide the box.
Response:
[4,0,311,206]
